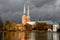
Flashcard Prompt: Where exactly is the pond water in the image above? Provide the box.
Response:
[0,31,60,40]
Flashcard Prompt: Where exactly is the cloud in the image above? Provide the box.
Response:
[0,0,60,23]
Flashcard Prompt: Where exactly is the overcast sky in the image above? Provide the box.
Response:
[0,0,60,23]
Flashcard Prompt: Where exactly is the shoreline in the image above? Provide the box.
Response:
[0,30,60,33]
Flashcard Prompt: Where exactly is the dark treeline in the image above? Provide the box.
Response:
[0,16,4,31]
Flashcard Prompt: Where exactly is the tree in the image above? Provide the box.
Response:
[34,22,48,31]
[4,20,16,31]
[24,23,32,31]
[0,16,4,31]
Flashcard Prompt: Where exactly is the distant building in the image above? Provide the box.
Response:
[38,21,60,32]
[27,21,54,26]
[27,5,31,22]
[26,20,60,32]
[27,21,36,25]
[22,4,27,25]
[53,22,59,32]
[22,4,31,25]
[15,4,31,30]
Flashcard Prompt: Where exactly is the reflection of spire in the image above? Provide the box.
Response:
[23,4,26,15]
[27,5,29,16]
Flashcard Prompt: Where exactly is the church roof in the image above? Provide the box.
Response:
[27,21,36,25]
[38,21,54,24]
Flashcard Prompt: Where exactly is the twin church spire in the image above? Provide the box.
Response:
[22,4,31,25]
[27,5,30,16]
[23,4,26,15]
[23,4,30,16]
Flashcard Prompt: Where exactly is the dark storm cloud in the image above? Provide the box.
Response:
[30,0,60,22]
[0,0,60,23]
[31,0,55,8]
[0,0,25,23]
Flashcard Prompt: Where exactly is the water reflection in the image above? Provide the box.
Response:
[35,32,47,40]
[0,32,60,40]
[0,32,3,40]
[53,33,59,40]
[29,32,35,40]
[47,32,53,40]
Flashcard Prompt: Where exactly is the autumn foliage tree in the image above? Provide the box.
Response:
[0,16,4,31]
[24,23,32,31]
[33,22,48,31]
[4,20,16,31]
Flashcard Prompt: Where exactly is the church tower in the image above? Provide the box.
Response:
[22,0,31,25]
[22,4,27,25]
[27,5,31,22]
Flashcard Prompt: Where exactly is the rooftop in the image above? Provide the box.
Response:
[38,21,54,24]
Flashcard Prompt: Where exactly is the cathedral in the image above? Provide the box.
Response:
[15,4,31,30]
[22,4,31,25]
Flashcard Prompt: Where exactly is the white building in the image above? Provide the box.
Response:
[53,22,59,32]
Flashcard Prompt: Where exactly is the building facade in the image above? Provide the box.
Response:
[22,4,31,25]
